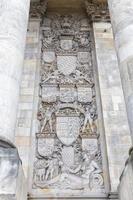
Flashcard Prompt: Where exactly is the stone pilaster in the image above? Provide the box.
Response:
[15,19,41,178]
[0,0,30,143]
[107,0,133,142]
[93,22,131,193]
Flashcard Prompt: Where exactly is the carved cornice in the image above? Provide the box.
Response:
[85,0,110,22]
[30,0,110,22]
[30,0,48,19]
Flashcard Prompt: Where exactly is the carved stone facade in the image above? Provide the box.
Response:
[32,14,105,196]
[85,0,110,22]
[29,0,48,18]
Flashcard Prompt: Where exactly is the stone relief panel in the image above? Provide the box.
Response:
[33,14,105,195]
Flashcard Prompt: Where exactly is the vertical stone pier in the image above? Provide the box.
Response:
[107,1,133,199]
[0,0,30,142]
[108,0,133,142]
[0,0,30,199]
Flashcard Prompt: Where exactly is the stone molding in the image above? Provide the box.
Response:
[85,0,110,22]
[30,0,48,19]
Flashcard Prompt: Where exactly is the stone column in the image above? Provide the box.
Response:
[0,0,30,143]
[107,0,133,142]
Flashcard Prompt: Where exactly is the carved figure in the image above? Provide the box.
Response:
[81,151,102,178]
[41,107,53,133]
[82,107,94,133]
[34,160,47,182]
[81,151,103,189]
[45,157,60,180]
[79,34,90,47]
[35,168,46,182]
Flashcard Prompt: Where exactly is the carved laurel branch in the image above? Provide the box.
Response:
[30,0,48,18]
[85,0,110,22]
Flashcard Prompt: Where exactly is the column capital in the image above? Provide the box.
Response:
[30,0,48,19]
[85,0,110,22]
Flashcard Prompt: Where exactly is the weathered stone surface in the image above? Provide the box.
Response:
[108,0,133,141]
[107,2,133,197]
[0,0,30,142]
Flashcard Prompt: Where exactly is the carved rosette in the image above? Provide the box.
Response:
[85,0,110,22]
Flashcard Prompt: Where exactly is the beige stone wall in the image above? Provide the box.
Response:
[15,19,40,177]
[93,22,132,192]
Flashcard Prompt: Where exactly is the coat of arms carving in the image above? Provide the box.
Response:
[33,13,105,196]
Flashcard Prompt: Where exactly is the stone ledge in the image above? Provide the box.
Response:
[28,193,118,200]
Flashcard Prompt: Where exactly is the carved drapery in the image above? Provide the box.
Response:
[32,13,105,196]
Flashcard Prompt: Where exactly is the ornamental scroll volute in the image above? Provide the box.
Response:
[33,14,105,194]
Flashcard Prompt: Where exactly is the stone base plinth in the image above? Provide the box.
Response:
[0,144,27,200]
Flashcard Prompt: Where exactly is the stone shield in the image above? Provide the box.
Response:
[37,138,55,157]
[60,39,73,50]
[57,56,77,75]
[56,116,80,146]
[41,85,59,103]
